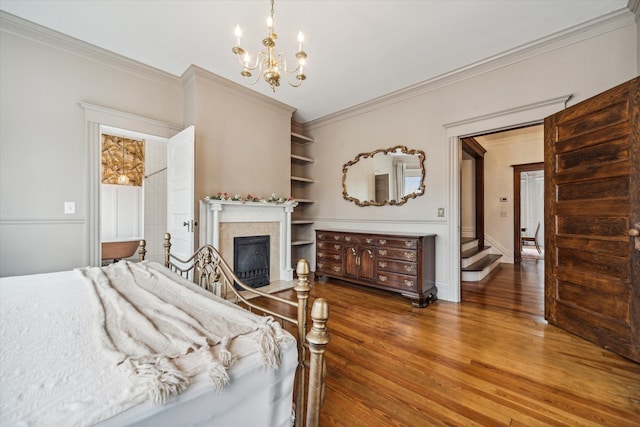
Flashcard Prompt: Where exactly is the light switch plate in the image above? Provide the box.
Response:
[437,208,445,217]
[64,202,75,214]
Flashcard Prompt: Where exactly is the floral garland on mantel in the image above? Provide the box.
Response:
[204,192,296,206]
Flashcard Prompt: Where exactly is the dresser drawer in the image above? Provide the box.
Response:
[317,250,342,262]
[377,259,417,276]
[376,247,417,262]
[316,260,343,276]
[375,237,418,250]
[317,231,344,243]
[342,234,375,245]
[376,271,418,291]
[317,241,343,252]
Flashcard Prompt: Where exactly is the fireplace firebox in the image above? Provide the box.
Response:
[233,235,270,289]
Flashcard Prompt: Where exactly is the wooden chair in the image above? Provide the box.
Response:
[522,221,542,254]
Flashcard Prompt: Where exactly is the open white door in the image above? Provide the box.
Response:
[167,125,195,262]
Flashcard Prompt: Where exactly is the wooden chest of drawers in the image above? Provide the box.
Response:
[316,230,436,307]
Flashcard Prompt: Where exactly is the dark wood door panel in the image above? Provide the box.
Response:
[555,235,629,255]
[554,303,632,350]
[557,216,630,238]
[553,84,629,125]
[556,269,627,294]
[558,247,628,278]
[557,176,628,201]
[556,121,629,155]
[545,76,639,363]
[556,160,629,184]
[556,198,629,216]
[557,281,629,322]
[557,100,628,140]
[558,137,629,169]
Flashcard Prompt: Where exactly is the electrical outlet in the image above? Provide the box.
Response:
[437,208,445,217]
[64,202,75,215]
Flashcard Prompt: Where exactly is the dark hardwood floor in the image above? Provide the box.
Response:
[262,260,640,426]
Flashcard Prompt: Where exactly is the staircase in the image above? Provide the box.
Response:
[461,237,502,281]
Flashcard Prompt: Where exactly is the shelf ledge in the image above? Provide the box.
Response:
[291,176,315,183]
[291,154,314,163]
[291,132,314,144]
[292,240,315,246]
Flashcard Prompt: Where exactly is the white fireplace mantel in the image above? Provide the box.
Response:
[199,199,298,281]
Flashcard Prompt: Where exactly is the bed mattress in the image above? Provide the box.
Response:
[0,263,296,427]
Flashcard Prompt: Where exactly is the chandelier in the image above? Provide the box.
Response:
[232,0,307,91]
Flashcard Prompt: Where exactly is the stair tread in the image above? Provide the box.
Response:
[462,254,502,271]
[461,246,492,258]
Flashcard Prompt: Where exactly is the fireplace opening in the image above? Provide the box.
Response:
[233,235,270,289]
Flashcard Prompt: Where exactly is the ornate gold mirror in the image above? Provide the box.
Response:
[342,145,425,206]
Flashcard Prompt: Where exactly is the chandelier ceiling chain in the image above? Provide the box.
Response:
[232,0,307,91]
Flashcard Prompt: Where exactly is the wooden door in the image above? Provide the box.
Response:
[167,126,195,264]
[544,77,639,362]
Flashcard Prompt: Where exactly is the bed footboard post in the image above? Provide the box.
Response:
[138,240,146,261]
[164,233,172,268]
[306,298,330,427]
[293,259,311,426]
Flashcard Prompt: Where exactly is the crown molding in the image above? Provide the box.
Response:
[306,6,635,130]
[0,10,182,89]
[180,65,295,116]
[628,0,639,22]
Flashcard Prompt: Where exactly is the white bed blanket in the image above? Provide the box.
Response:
[0,261,293,427]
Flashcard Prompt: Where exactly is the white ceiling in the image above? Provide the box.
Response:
[0,0,631,122]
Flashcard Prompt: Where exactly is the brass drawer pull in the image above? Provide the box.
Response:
[366,238,373,244]
[379,249,388,256]
[404,265,415,273]
[318,263,324,269]
[318,234,324,239]
[332,266,341,272]
[333,244,340,250]
[404,252,416,261]
[405,241,413,247]
[379,275,388,282]
[379,261,387,268]
[345,236,351,242]
[318,242,324,248]
[334,236,340,241]
[379,239,386,245]
[333,255,340,260]
[404,280,415,287]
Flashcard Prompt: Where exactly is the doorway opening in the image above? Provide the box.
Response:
[99,125,168,265]
[513,163,544,264]
[460,125,544,284]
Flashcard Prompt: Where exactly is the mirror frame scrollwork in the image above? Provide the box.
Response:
[342,145,426,207]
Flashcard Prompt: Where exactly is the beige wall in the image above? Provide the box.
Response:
[305,19,638,301]
[183,67,293,206]
[1,10,637,283]
[0,15,294,276]
[0,18,183,276]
